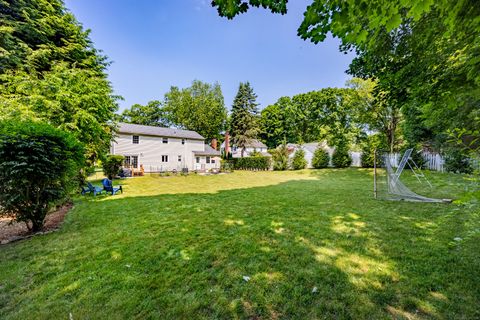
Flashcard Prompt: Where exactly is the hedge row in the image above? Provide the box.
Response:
[233,156,271,170]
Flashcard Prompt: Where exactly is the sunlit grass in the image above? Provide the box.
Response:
[1,169,479,319]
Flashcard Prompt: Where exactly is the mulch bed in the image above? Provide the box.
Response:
[0,203,73,245]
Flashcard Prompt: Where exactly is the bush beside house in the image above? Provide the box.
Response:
[0,121,84,232]
[103,155,125,179]
[233,156,270,170]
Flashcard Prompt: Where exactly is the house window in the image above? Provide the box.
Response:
[161,155,168,163]
[162,137,168,144]
[182,139,186,145]
[132,135,139,144]
[211,158,216,164]
[196,157,200,163]
[206,156,211,164]
[178,155,182,162]
[124,155,138,168]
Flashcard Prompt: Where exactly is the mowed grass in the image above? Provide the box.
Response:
[0,169,479,319]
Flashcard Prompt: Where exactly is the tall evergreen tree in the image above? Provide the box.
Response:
[230,82,260,157]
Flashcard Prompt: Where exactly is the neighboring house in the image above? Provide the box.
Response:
[287,142,362,168]
[220,136,270,158]
[110,123,221,172]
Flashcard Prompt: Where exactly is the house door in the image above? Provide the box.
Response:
[124,155,139,168]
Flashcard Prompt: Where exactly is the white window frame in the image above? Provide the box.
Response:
[161,155,168,163]
[206,156,211,164]
[181,139,186,145]
[178,155,182,162]
[162,137,168,144]
[132,135,139,144]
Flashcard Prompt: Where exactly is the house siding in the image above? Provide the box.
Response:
[111,133,206,172]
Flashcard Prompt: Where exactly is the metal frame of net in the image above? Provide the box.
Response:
[374,148,447,202]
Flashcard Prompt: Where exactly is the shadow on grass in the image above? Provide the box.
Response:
[0,169,479,319]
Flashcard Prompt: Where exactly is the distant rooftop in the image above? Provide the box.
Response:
[117,123,204,140]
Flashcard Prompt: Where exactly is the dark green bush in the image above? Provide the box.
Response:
[0,120,84,232]
[312,148,330,168]
[270,144,290,170]
[332,145,352,168]
[291,149,307,170]
[220,159,234,172]
[233,156,270,170]
[103,155,125,179]
[361,134,386,168]
[444,149,473,174]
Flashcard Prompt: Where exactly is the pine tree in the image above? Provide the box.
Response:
[230,82,260,157]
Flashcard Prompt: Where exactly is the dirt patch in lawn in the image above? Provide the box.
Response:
[0,203,72,245]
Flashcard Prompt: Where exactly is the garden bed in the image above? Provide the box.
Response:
[0,203,72,245]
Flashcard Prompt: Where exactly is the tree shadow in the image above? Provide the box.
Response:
[0,169,478,319]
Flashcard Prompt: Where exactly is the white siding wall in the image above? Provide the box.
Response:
[111,134,205,172]
[193,156,221,171]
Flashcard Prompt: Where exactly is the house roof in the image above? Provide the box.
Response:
[193,145,221,156]
[246,139,267,148]
[117,122,205,140]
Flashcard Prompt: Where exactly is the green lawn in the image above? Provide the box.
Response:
[1,169,479,319]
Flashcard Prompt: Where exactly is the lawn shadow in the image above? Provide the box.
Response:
[1,169,479,319]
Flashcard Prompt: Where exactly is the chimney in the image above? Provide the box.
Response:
[225,132,230,155]
[211,138,217,150]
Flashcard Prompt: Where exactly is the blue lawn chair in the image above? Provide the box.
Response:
[82,182,103,196]
[102,178,123,195]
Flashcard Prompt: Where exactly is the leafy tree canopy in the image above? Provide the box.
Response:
[0,0,119,163]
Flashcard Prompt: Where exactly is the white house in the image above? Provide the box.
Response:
[220,137,269,158]
[110,123,221,172]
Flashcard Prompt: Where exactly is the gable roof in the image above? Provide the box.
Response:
[117,123,204,140]
[193,145,221,156]
[246,139,268,148]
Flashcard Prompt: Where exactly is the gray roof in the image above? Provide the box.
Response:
[117,122,204,140]
[246,139,267,148]
[193,145,221,156]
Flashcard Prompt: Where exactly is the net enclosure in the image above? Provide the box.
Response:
[374,149,452,203]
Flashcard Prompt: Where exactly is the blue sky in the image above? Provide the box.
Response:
[65,0,355,112]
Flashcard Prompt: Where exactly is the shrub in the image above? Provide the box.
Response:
[103,155,125,179]
[0,120,84,232]
[291,149,307,170]
[233,156,270,170]
[312,148,330,168]
[332,145,352,168]
[220,159,234,172]
[444,149,473,174]
[270,144,290,170]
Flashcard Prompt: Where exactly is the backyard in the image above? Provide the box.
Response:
[0,169,479,319]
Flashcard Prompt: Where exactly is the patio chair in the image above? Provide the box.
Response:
[102,178,123,195]
[86,182,104,196]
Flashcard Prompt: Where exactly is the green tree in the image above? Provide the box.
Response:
[0,120,84,232]
[119,101,168,126]
[291,149,307,170]
[230,82,260,157]
[270,143,290,171]
[0,0,119,165]
[103,155,125,180]
[163,80,227,140]
[260,97,296,148]
[312,147,330,169]
[332,144,352,168]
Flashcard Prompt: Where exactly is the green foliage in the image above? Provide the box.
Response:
[291,149,307,170]
[0,0,118,164]
[230,82,260,156]
[270,144,290,171]
[0,120,84,232]
[163,80,227,140]
[312,147,330,169]
[360,134,385,168]
[443,149,473,174]
[332,145,352,168]
[118,101,168,126]
[260,87,364,148]
[220,159,234,172]
[233,156,270,171]
[103,155,125,180]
